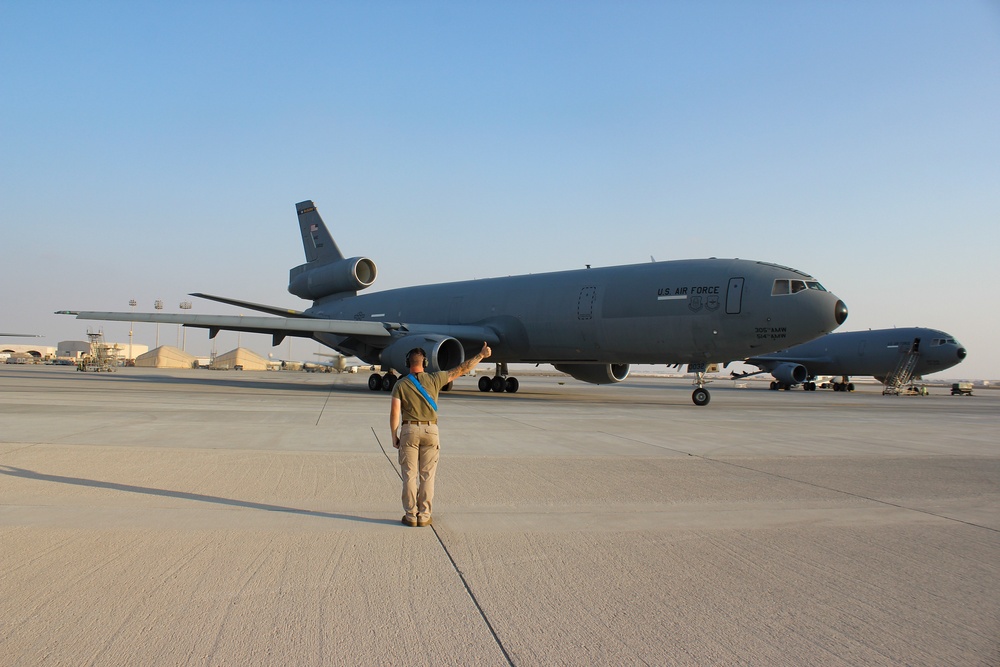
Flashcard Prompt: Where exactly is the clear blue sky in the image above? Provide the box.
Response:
[2,1,998,378]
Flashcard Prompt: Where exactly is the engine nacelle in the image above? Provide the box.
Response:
[770,362,807,385]
[553,363,630,385]
[288,256,377,300]
[380,335,465,375]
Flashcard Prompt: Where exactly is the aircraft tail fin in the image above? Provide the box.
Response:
[296,200,344,264]
[288,200,378,301]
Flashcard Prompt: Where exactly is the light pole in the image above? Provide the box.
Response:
[179,301,192,350]
[154,299,163,347]
[128,299,137,362]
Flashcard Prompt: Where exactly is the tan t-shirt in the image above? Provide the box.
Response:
[391,371,450,422]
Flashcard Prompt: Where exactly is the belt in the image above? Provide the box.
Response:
[402,420,437,425]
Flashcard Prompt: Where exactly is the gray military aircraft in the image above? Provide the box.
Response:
[0,333,40,337]
[60,200,848,405]
[738,326,967,391]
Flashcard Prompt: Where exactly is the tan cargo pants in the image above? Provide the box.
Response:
[398,423,440,522]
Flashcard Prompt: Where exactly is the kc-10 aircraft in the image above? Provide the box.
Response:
[739,326,967,391]
[60,200,848,405]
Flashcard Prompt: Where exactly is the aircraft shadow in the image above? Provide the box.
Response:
[0,465,397,526]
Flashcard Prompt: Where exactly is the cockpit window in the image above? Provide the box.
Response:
[773,278,827,296]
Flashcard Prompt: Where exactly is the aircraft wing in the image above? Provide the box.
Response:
[58,310,393,339]
[56,311,501,346]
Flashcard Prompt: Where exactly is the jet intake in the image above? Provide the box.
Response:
[381,334,465,375]
[553,363,630,385]
[771,362,807,385]
[288,256,377,300]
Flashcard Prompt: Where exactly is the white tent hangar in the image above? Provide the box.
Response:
[211,348,268,371]
[134,346,198,369]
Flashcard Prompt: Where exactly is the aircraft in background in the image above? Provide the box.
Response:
[304,351,360,373]
[60,200,848,405]
[0,333,40,337]
[736,326,967,392]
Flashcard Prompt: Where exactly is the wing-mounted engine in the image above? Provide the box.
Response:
[770,362,807,385]
[381,334,465,375]
[553,363,630,385]
[287,256,377,300]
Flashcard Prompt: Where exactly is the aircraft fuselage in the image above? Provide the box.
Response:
[755,327,966,379]
[308,258,846,367]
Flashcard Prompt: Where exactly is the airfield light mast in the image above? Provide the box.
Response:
[128,299,137,362]
[179,301,192,350]
[154,299,163,347]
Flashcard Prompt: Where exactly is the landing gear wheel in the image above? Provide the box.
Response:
[368,373,383,391]
[382,374,397,391]
[491,376,506,393]
[478,376,493,392]
[504,377,519,393]
[692,388,711,406]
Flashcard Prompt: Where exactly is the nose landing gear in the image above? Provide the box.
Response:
[688,363,712,406]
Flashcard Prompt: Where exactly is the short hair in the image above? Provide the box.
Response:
[405,348,427,366]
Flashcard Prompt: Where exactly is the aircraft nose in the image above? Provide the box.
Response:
[957,347,967,360]
[834,300,848,325]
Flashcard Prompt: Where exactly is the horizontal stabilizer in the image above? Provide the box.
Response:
[189,293,308,317]
[58,311,392,339]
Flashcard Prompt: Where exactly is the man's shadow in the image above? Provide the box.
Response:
[0,465,398,525]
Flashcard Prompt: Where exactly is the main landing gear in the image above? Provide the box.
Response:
[478,363,519,393]
[367,371,453,392]
[769,381,815,391]
[368,372,396,391]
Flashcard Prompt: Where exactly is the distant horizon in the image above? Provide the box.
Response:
[2,340,992,384]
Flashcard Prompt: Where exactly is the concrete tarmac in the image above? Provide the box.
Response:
[1,365,997,666]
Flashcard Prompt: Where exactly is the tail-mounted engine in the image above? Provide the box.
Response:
[381,334,466,375]
[288,256,377,300]
[553,363,630,385]
[770,362,807,385]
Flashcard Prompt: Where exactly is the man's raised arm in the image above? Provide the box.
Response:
[447,342,491,383]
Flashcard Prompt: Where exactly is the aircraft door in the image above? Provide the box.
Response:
[725,277,744,314]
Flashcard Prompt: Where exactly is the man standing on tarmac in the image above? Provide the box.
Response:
[390,342,491,527]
